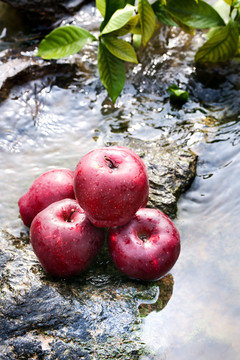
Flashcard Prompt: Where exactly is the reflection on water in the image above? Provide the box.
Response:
[1,1,240,359]
[140,121,240,359]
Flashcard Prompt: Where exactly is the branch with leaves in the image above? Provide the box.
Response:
[37,0,240,103]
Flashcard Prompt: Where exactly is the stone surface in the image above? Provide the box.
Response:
[116,137,197,218]
[0,53,78,103]
[0,139,197,359]
[1,0,92,26]
[0,229,174,359]
[0,55,39,91]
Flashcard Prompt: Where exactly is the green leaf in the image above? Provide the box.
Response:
[100,0,134,31]
[165,0,225,29]
[109,15,139,36]
[37,25,96,60]
[195,21,239,62]
[98,42,125,103]
[170,14,195,34]
[167,84,189,103]
[100,4,136,35]
[105,0,127,19]
[223,0,232,5]
[213,0,231,23]
[152,1,178,26]
[233,0,240,7]
[235,35,240,56]
[205,26,222,39]
[130,19,142,34]
[138,0,156,46]
[96,0,106,17]
[133,34,142,50]
[103,36,138,63]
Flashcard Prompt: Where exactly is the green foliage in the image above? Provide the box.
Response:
[37,25,96,60]
[103,37,138,63]
[195,21,239,62]
[100,4,136,35]
[165,0,225,29]
[133,34,142,50]
[109,15,139,36]
[36,0,240,103]
[213,0,231,23]
[96,0,106,17]
[223,0,233,5]
[167,84,190,103]
[98,42,125,103]
[138,0,156,45]
[100,0,135,31]
[168,14,195,35]
[152,2,178,26]
[234,0,240,8]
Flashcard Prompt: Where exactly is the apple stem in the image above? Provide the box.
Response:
[104,156,118,169]
[139,233,148,242]
[67,209,75,222]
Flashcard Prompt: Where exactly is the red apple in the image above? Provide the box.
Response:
[108,208,180,281]
[19,168,75,227]
[74,146,149,227]
[30,198,105,278]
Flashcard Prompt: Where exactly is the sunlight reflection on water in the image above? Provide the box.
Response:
[140,121,240,359]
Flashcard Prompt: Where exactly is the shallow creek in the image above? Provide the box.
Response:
[0,1,240,359]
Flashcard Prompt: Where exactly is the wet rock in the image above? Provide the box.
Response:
[0,55,38,92]
[1,0,93,27]
[0,54,78,103]
[0,140,196,358]
[117,137,197,218]
[0,48,95,103]
[0,229,174,359]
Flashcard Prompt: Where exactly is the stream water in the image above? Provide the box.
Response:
[0,1,240,359]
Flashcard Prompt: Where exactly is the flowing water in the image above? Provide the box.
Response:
[0,1,240,359]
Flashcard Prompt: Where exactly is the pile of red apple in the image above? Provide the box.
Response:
[18,146,180,281]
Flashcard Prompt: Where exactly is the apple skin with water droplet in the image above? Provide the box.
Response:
[74,146,149,228]
[18,168,75,227]
[108,208,180,281]
[30,198,105,278]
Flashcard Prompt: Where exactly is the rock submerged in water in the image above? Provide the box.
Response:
[0,140,197,359]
